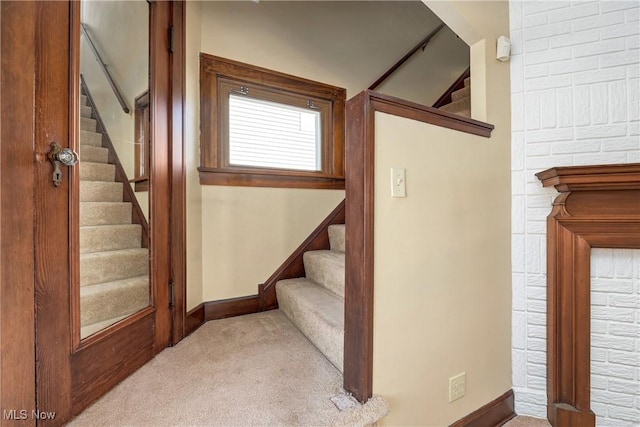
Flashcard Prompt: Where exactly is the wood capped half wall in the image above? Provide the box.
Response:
[536,163,640,427]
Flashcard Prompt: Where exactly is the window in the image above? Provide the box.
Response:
[132,90,150,191]
[199,54,346,189]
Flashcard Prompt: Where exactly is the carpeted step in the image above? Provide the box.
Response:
[80,201,132,226]
[328,224,345,252]
[80,248,149,287]
[81,94,87,106]
[81,117,97,132]
[80,145,109,163]
[276,278,344,372]
[80,181,123,202]
[80,224,141,253]
[451,85,470,101]
[81,105,92,118]
[80,313,129,339]
[439,96,470,115]
[81,130,103,147]
[80,275,149,328]
[80,162,116,182]
[303,250,345,298]
[464,76,470,87]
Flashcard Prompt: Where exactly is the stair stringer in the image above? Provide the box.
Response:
[258,199,345,311]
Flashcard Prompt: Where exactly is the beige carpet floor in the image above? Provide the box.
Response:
[68,310,388,427]
[503,415,552,427]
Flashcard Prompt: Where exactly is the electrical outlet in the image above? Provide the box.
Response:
[449,372,466,403]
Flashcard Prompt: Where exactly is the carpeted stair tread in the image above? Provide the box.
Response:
[439,96,470,115]
[81,105,92,118]
[451,85,470,101]
[81,130,103,147]
[80,248,149,287]
[80,201,132,226]
[464,77,470,87]
[80,314,129,339]
[328,224,345,252]
[80,145,109,163]
[80,162,116,182]
[276,278,344,372]
[80,181,123,202]
[303,250,345,298]
[81,94,87,106]
[81,117,97,132]
[80,224,142,253]
[80,275,149,327]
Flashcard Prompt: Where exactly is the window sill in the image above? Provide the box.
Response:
[198,167,345,189]
[130,176,149,192]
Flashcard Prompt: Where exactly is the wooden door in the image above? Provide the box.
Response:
[33,2,173,424]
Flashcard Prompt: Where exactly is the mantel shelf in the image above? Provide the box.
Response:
[536,163,640,192]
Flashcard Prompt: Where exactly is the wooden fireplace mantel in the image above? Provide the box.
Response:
[535,163,640,427]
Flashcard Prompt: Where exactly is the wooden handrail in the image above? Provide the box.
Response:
[368,23,446,91]
[81,23,131,114]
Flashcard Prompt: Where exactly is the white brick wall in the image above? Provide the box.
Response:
[591,249,640,427]
[510,0,640,424]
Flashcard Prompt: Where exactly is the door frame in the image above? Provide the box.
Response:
[0,1,186,424]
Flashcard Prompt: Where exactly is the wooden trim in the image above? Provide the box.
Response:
[184,295,262,337]
[204,295,261,320]
[199,54,346,188]
[80,75,150,249]
[133,90,150,190]
[185,304,205,337]
[369,91,493,138]
[0,1,38,422]
[34,2,75,423]
[70,0,83,354]
[536,163,640,427]
[198,168,345,189]
[259,200,346,310]
[432,66,471,108]
[536,163,640,192]
[344,91,376,403]
[169,0,187,346]
[450,390,516,427]
[148,0,173,351]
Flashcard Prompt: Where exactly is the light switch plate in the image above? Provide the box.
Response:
[391,168,406,198]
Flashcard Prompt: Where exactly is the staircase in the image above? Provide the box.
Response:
[79,93,149,339]
[437,76,471,118]
[276,224,345,372]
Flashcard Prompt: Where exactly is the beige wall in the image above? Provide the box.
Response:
[373,2,512,425]
[187,1,469,307]
[80,0,149,219]
[200,1,469,103]
[201,187,344,300]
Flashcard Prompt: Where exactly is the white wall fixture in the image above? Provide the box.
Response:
[496,35,511,62]
[391,167,406,198]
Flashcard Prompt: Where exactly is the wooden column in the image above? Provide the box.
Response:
[536,163,640,427]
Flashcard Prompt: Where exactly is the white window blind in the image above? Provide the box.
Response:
[228,94,322,171]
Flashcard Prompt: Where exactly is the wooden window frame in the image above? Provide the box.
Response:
[132,90,150,191]
[199,54,346,189]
